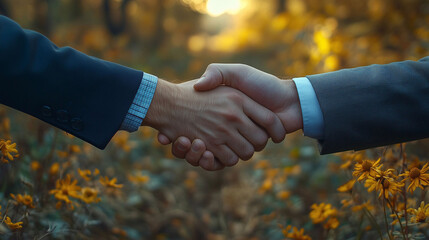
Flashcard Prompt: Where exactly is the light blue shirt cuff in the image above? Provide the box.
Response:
[120,73,158,132]
[292,77,324,139]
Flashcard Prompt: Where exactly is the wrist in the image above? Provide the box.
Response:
[280,79,303,133]
[142,79,177,130]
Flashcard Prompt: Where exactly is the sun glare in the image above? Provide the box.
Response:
[206,0,243,17]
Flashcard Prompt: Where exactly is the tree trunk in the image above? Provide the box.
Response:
[0,0,9,17]
[71,0,83,18]
[150,0,166,49]
[103,0,131,36]
[277,0,286,14]
[34,0,54,36]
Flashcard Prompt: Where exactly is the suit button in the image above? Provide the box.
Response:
[41,106,53,117]
[71,118,84,131]
[56,110,69,123]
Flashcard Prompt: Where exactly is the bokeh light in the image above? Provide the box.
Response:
[206,0,243,16]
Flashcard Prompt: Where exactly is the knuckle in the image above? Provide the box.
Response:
[221,110,241,123]
[207,63,219,69]
[263,112,277,126]
[227,91,243,103]
[237,63,250,71]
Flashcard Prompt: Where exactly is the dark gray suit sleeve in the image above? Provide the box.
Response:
[306,57,429,154]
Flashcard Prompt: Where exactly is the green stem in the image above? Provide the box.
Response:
[363,206,383,240]
[383,196,393,240]
[400,144,409,235]
[355,212,364,240]
[387,199,407,240]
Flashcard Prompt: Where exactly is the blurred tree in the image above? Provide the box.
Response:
[0,0,8,16]
[277,0,286,13]
[34,0,54,36]
[103,0,131,35]
[71,0,83,18]
[150,0,166,49]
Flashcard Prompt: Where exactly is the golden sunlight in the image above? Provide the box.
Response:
[206,0,243,17]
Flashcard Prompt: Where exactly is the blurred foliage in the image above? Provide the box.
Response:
[1,0,429,239]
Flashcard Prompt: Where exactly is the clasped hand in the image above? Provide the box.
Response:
[143,64,303,171]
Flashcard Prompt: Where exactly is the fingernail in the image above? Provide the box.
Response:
[191,143,200,152]
[177,140,187,151]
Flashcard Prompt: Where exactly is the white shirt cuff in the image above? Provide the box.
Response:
[292,77,324,139]
[120,73,158,132]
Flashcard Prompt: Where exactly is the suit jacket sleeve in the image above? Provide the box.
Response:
[0,16,143,149]
[306,57,429,154]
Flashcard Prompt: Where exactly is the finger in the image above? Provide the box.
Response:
[226,134,255,161]
[211,144,240,167]
[194,63,247,91]
[157,133,171,145]
[237,117,269,152]
[172,136,192,159]
[199,151,225,171]
[242,99,286,143]
[185,139,206,166]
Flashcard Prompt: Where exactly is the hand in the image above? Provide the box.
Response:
[158,64,303,166]
[143,78,286,170]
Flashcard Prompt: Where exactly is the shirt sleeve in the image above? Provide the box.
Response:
[292,77,324,139]
[120,72,158,132]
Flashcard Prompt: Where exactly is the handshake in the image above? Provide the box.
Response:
[142,64,303,171]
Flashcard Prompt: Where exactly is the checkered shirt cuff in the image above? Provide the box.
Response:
[120,73,158,132]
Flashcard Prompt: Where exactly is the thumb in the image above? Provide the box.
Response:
[194,65,225,91]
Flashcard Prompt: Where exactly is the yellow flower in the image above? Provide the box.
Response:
[49,174,81,206]
[353,158,381,182]
[4,216,23,230]
[30,161,41,171]
[400,163,429,193]
[254,160,270,169]
[351,201,374,212]
[280,225,312,240]
[266,168,279,179]
[69,145,81,153]
[112,132,135,152]
[49,163,60,176]
[100,176,123,188]
[78,168,92,181]
[339,152,364,169]
[341,199,353,208]
[364,169,403,199]
[258,179,273,193]
[277,190,291,200]
[57,150,69,158]
[0,139,19,163]
[407,201,429,223]
[112,227,128,237]
[337,179,356,192]
[128,173,150,185]
[309,203,337,224]
[323,217,339,229]
[80,187,101,204]
[10,193,35,208]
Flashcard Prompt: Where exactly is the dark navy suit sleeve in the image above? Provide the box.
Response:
[0,16,143,149]
[306,57,429,154]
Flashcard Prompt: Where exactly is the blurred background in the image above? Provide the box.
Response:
[0,0,429,239]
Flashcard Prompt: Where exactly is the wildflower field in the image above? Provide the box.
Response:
[1,0,429,239]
